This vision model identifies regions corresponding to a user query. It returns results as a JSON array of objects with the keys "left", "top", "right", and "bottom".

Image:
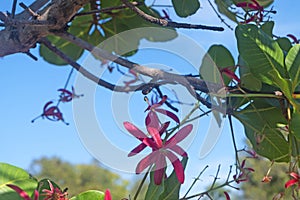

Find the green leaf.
[
  {"left": 276, "top": 37, "right": 292, "bottom": 53},
  {"left": 291, "top": 112, "right": 300, "bottom": 140},
  {"left": 171, "top": 0, "right": 200, "bottom": 17},
  {"left": 240, "top": 73, "right": 262, "bottom": 91},
  {"left": 234, "top": 99, "right": 289, "bottom": 162},
  {"left": 233, "top": 0, "right": 274, "bottom": 7},
  {"left": 0, "top": 163, "right": 37, "bottom": 200},
  {"left": 214, "top": 0, "right": 237, "bottom": 22},
  {"left": 261, "top": 21, "right": 274, "bottom": 37},
  {"left": 70, "top": 190, "right": 105, "bottom": 200},
  {"left": 236, "top": 24, "right": 286, "bottom": 86},
  {"left": 286, "top": 44, "right": 300, "bottom": 91},
  {"left": 145, "top": 170, "right": 164, "bottom": 200},
  {"left": 200, "top": 44, "right": 235, "bottom": 85},
  {"left": 159, "top": 157, "right": 188, "bottom": 200}
]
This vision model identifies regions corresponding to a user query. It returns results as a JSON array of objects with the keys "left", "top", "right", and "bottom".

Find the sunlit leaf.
[
  {"left": 0, "top": 163, "right": 37, "bottom": 200},
  {"left": 286, "top": 44, "right": 300, "bottom": 91},
  {"left": 215, "top": 0, "right": 237, "bottom": 22}
]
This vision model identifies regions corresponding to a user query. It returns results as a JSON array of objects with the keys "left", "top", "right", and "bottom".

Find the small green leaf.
[
  {"left": 215, "top": 0, "right": 237, "bottom": 22},
  {"left": 276, "top": 37, "right": 292, "bottom": 53},
  {"left": 145, "top": 170, "right": 164, "bottom": 200},
  {"left": 159, "top": 157, "right": 188, "bottom": 200},
  {"left": 171, "top": 0, "right": 200, "bottom": 17},
  {"left": 200, "top": 44, "right": 235, "bottom": 85},
  {"left": 69, "top": 190, "right": 105, "bottom": 200},
  {"left": 286, "top": 44, "right": 300, "bottom": 91},
  {"left": 261, "top": 21, "right": 274, "bottom": 37}
]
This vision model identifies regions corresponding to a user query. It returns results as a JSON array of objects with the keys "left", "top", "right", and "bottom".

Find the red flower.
[
  {"left": 124, "top": 69, "right": 139, "bottom": 87},
  {"left": 6, "top": 184, "right": 39, "bottom": 200},
  {"left": 42, "top": 180, "right": 68, "bottom": 200},
  {"left": 32, "top": 101, "right": 68, "bottom": 125},
  {"left": 58, "top": 87, "right": 83, "bottom": 103},
  {"left": 285, "top": 172, "right": 300, "bottom": 188},
  {"left": 224, "top": 191, "right": 231, "bottom": 200},
  {"left": 236, "top": 0, "right": 264, "bottom": 23},
  {"left": 124, "top": 121, "right": 193, "bottom": 185},
  {"left": 144, "top": 95, "right": 179, "bottom": 128},
  {"left": 233, "top": 159, "right": 255, "bottom": 184},
  {"left": 287, "top": 34, "right": 299, "bottom": 44},
  {"left": 104, "top": 189, "right": 112, "bottom": 200},
  {"left": 220, "top": 67, "right": 240, "bottom": 84}
]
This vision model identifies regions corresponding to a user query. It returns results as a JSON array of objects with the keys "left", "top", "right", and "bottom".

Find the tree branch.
[
  {"left": 52, "top": 31, "right": 224, "bottom": 101},
  {"left": 39, "top": 37, "right": 177, "bottom": 93},
  {"left": 121, "top": 0, "right": 224, "bottom": 31}
]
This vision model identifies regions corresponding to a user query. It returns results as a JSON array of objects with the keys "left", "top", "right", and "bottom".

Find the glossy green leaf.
[
  {"left": 171, "top": 0, "right": 200, "bottom": 17},
  {"left": 240, "top": 73, "right": 262, "bottom": 91},
  {"left": 0, "top": 163, "right": 37, "bottom": 200},
  {"left": 291, "top": 112, "right": 300, "bottom": 140},
  {"left": 200, "top": 45, "right": 235, "bottom": 85},
  {"left": 236, "top": 24, "right": 286, "bottom": 86},
  {"left": 234, "top": 99, "right": 289, "bottom": 162},
  {"left": 70, "top": 190, "right": 105, "bottom": 200},
  {"left": 145, "top": 170, "right": 164, "bottom": 200},
  {"left": 159, "top": 157, "right": 188, "bottom": 200},
  {"left": 286, "top": 44, "right": 300, "bottom": 91},
  {"left": 214, "top": 0, "right": 237, "bottom": 22}
]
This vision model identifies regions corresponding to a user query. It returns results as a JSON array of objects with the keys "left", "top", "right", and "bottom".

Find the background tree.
[{"left": 29, "top": 157, "right": 129, "bottom": 199}]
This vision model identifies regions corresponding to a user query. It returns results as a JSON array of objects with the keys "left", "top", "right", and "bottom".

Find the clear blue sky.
[{"left": 0, "top": 0, "right": 299, "bottom": 195}]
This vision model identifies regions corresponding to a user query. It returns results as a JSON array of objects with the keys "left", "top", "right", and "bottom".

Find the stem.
[
  {"left": 228, "top": 115, "right": 240, "bottom": 172},
  {"left": 133, "top": 166, "right": 151, "bottom": 200}
]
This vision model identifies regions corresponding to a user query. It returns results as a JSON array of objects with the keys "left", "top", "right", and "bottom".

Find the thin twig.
[
  {"left": 11, "top": 0, "right": 18, "bottom": 19},
  {"left": 75, "top": 2, "right": 142, "bottom": 16},
  {"left": 207, "top": 0, "right": 234, "bottom": 31},
  {"left": 182, "top": 165, "right": 209, "bottom": 198},
  {"left": 19, "top": 2, "right": 40, "bottom": 18},
  {"left": 228, "top": 115, "right": 240, "bottom": 172},
  {"left": 121, "top": 0, "right": 224, "bottom": 31}
]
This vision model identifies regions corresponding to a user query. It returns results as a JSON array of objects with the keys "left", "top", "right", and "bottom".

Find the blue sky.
[{"left": 1, "top": 0, "right": 300, "bottom": 196}]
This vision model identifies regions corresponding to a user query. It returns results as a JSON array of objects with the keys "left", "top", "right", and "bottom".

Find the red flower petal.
[
  {"left": 165, "top": 124, "right": 193, "bottom": 147},
  {"left": 6, "top": 184, "right": 32, "bottom": 200},
  {"left": 159, "top": 121, "right": 170, "bottom": 135},
  {"left": 123, "top": 122, "right": 148, "bottom": 140},
  {"left": 224, "top": 191, "right": 231, "bottom": 200},
  {"left": 105, "top": 189, "right": 112, "bottom": 200},
  {"left": 145, "top": 111, "right": 160, "bottom": 129},
  {"left": 154, "top": 154, "right": 166, "bottom": 185},
  {"left": 136, "top": 151, "right": 158, "bottom": 174},
  {"left": 155, "top": 109, "right": 180, "bottom": 124},
  {"left": 43, "top": 101, "right": 53, "bottom": 112},
  {"left": 285, "top": 179, "right": 298, "bottom": 188},
  {"left": 289, "top": 172, "right": 300, "bottom": 180},
  {"left": 128, "top": 143, "right": 147, "bottom": 157},
  {"left": 147, "top": 127, "right": 163, "bottom": 148},
  {"left": 168, "top": 145, "right": 188, "bottom": 157},
  {"left": 165, "top": 151, "right": 185, "bottom": 184}
]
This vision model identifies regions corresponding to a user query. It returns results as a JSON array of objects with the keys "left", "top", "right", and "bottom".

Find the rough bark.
[{"left": 0, "top": 0, "right": 89, "bottom": 57}]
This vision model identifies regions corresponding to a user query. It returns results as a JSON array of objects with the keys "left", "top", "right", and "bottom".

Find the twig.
[
  {"left": 207, "top": 0, "right": 234, "bottom": 31},
  {"left": 11, "top": 0, "right": 18, "bottom": 19},
  {"left": 182, "top": 165, "right": 209, "bottom": 198},
  {"left": 228, "top": 115, "right": 240, "bottom": 172},
  {"left": 121, "top": 0, "right": 224, "bottom": 31},
  {"left": 16, "top": 0, "right": 49, "bottom": 19},
  {"left": 75, "top": 2, "right": 142, "bottom": 17},
  {"left": 24, "top": 51, "right": 38, "bottom": 61},
  {"left": 19, "top": 2, "right": 40, "bottom": 18}
]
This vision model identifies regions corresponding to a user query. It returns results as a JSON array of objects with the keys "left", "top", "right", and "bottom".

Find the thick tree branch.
[
  {"left": 0, "top": 0, "right": 89, "bottom": 57},
  {"left": 121, "top": 0, "right": 224, "bottom": 31},
  {"left": 39, "top": 37, "right": 177, "bottom": 93},
  {"left": 53, "top": 31, "right": 223, "bottom": 99}
]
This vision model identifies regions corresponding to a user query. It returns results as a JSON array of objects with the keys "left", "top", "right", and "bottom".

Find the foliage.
[
  {"left": 29, "top": 157, "right": 129, "bottom": 199},
  {"left": 2, "top": 0, "right": 300, "bottom": 199}
]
